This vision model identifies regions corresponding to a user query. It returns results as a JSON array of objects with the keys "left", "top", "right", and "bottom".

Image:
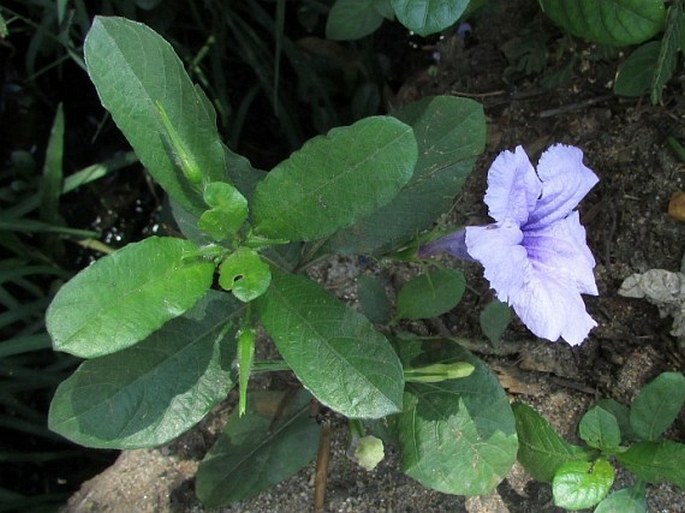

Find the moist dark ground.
[{"left": 57, "top": 1, "right": 684, "bottom": 512}]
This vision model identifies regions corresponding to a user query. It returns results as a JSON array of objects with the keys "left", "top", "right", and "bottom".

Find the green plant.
[
  {"left": 539, "top": 0, "right": 684, "bottom": 103},
  {"left": 514, "top": 372, "right": 685, "bottom": 512},
  {"left": 40, "top": 16, "right": 528, "bottom": 508}
]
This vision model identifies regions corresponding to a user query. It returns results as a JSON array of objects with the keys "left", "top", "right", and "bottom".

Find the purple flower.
[{"left": 421, "top": 144, "right": 599, "bottom": 345}]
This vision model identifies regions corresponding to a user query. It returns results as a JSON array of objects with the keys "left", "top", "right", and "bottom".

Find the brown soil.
[{"left": 60, "top": 1, "right": 684, "bottom": 512}]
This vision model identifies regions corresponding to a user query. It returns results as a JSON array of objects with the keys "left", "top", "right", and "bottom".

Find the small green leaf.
[
  {"left": 513, "top": 403, "right": 590, "bottom": 482},
  {"left": 196, "top": 390, "right": 321, "bottom": 507},
  {"left": 0, "top": 12, "right": 8, "bottom": 38},
  {"left": 613, "top": 42, "right": 660, "bottom": 97},
  {"left": 237, "top": 327, "right": 256, "bottom": 416},
  {"left": 218, "top": 247, "right": 271, "bottom": 303},
  {"left": 629, "top": 371, "right": 685, "bottom": 441},
  {"left": 539, "top": 0, "right": 666, "bottom": 46},
  {"left": 326, "top": 0, "right": 385, "bottom": 40},
  {"left": 396, "top": 268, "right": 465, "bottom": 320},
  {"left": 616, "top": 440, "right": 685, "bottom": 488},
  {"left": 390, "top": 0, "right": 470, "bottom": 37},
  {"left": 398, "top": 341, "right": 518, "bottom": 495},
  {"left": 253, "top": 116, "right": 417, "bottom": 242},
  {"left": 479, "top": 299, "right": 512, "bottom": 344},
  {"left": 46, "top": 237, "right": 214, "bottom": 358},
  {"left": 40, "top": 103, "right": 65, "bottom": 225},
  {"left": 48, "top": 291, "right": 240, "bottom": 448},
  {"left": 552, "top": 459, "right": 614, "bottom": 510},
  {"left": 198, "top": 182, "right": 248, "bottom": 241},
  {"left": 596, "top": 398, "right": 635, "bottom": 441},
  {"left": 594, "top": 487, "right": 647, "bottom": 513},
  {"left": 358, "top": 274, "right": 392, "bottom": 325},
  {"left": 256, "top": 272, "right": 404, "bottom": 419},
  {"left": 579, "top": 405, "right": 621, "bottom": 450}
]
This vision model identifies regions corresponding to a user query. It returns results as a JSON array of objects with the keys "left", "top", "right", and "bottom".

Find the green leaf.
[
  {"left": 358, "top": 274, "right": 392, "bottom": 324},
  {"left": 398, "top": 341, "right": 518, "bottom": 495},
  {"left": 552, "top": 459, "right": 614, "bottom": 510},
  {"left": 539, "top": 0, "right": 666, "bottom": 46},
  {"left": 84, "top": 17, "right": 232, "bottom": 214},
  {"left": 48, "top": 291, "right": 240, "bottom": 448},
  {"left": 256, "top": 272, "right": 404, "bottom": 418},
  {"left": 40, "top": 103, "right": 64, "bottom": 225},
  {"left": 513, "top": 402, "right": 590, "bottom": 482},
  {"left": 595, "top": 398, "right": 635, "bottom": 441},
  {"left": 479, "top": 299, "right": 512, "bottom": 344},
  {"left": 196, "top": 389, "right": 321, "bottom": 507},
  {"left": 617, "top": 440, "right": 685, "bottom": 488},
  {"left": 396, "top": 268, "right": 465, "bottom": 320},
  {"left": 218, "top": 247, "right": 272, "bottom": 303},
  {"left": 594, "top": 487, "right": 647, "bottom": 513},
  {"left": 198, "top": 182, "right": 248, "bottom": 241},
  {"left": 578, "top": 406, "right": 621, "bottom": 450},
  {"left": 613, "top": 42, "right": 661, "bottom": 97},
  {"left": 237, "top": 327, "right": 256, "bottom": 416},
  {"left": 326, "top": 0, "right": 385, "bottom": 40},
  {"left": 252, "top": 116, "right": 417, "bottom": 242},
  {"left": 0, "top": 11, "right": 8, "bottom": 38},
  {"left": 651, "top": 1, "right": 684, "bottom": 104},
  {"left": 326, "top": 95, "right": 485, "bottom": 255},
  {"left": 390, "top": 0, "right": 470, "bottom": 37},
  {"left": 629, "top": 371, "right": 685, "bottom": 441},
  {"left": 46, "top": 236, "right": 214, "bottom": 358}
]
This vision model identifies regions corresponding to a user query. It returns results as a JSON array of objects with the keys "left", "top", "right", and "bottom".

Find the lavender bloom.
[{"left": 421, "top": 144, "right": 599, "bottom": 345}]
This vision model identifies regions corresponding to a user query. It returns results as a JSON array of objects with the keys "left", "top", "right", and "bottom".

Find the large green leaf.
[
  {"left": 46, "top": 236, "right": 214, "bottom": 358},
  {"left": 513, "top": 403, "right": 590, "bottom": 482},
  {"left": 48, "top": 291, "right": 240, "bottom": 449},
  {"left": 326, "top": 0, "right": 385, "bottom": 40},
  {"left": 616, "top": 440, "right": 685, "bottom": 488},
  {"left": 398, "top": 340, "right": 518, "bottom": 495},
  {"left": 326, "top": 95, "right": 485, "bottom": 255},
  {"left": 252, "top": 116, "right": 417, "bottom": 242},
  {"left": 629, "top": 371, "right": 685, "bottom": 441},
  {"left": 539, "top": 0, "right": 666, "bottom": 46},
  {"left": 256, "top": 272, "right": 404, "bottom": 418},
  {"left": 196, "top": 390, "right": 321, "bottom": 507},
  {"left": 390, "top": 0, "right": 470, "bottom": 37},
  {"left": 84, "top": 17, "right": 238, "bottom": 214}
]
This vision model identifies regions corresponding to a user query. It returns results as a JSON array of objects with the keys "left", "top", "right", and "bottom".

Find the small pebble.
[{"left": 668, "top": 191, "right": 685, "bottom": 221}]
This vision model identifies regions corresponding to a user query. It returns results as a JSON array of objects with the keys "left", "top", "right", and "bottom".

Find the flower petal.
[
  {"left": 465, "top": 220, "right": 529, "bottom": 302},
  {"left": 509, "top": 272, "right": 597, "bottom": 345},
  {"left": 526, "top": 144, "right": 598, "bottom": 230},
  {"left": 418, "top": 228, "right": 472, "bottom": 260},
  {"left": 484, "top": 146, "right": 542, "bottom": 225},
  {"left": 523, "top": 211, "right": 598, "bottom": 295}
]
